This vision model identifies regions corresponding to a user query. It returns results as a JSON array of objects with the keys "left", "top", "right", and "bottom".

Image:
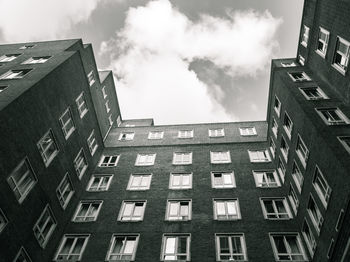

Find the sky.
[{"left": 0, "top": 0, "right": 304, "bottom": 125}]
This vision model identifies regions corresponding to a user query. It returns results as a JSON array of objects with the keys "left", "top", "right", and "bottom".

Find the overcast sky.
[{"left": 0, "top": 0, "right": 304, "bottom": 125}]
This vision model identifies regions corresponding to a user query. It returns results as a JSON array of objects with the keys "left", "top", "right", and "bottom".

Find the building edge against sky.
[{"left": 0, "top": 0, "right": 350, "bottom": 261}]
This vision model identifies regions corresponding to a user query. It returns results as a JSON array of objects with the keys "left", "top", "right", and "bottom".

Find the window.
[
  {"left": 72, "top": 200, "right": 102, "bottom": 222},
  {"left": 215, "top": 234, "right": 247, "bottom": 261},
  {"left": 269, "top": 233, "right": 307, "bottom": 261},
  {"left": 54, "top": 234, "right": 89, "bottom": 261},
  {"left": 0, "top": 208, "right": 8, "bottom": 233},
  {"left": 87, "top": 71, "right": 95, "bottom": 86},
  {"left": 332, "top": 36, "right": 350, "bottom": 74},
  {"left": 313, "top": 166, "right": 331, "bottom": 208},
  {"left": 59, "top": 107, "right": 75, "bottom": 139},
  {"left": 73, "top": 149, "right": 88, "bottom": 179},
  {"left": 102, "top": 86, "right": 107, "bottom": 98},
  {"left": 281, "top": 61, "right": 296, "bottom": 67},
  {"left": 0, "top": 54, "right": 20, "bottom": 62},
  {"left": 87, "top": 174, "right": 113, "bottom": 192},
  {"left": 280, "top": 136, "right": 289, "bottom": 162},
  {"left": 316, "top": 107, "right": 350, "bottom": 125},
  {"left": 302, "top": 219, "right": 316, "bottom": 257},
  {"left": 108, "top": 115, "right": 113, "bottom": 126},
  {"left": 87, "top": 130, "right": 98, "bottom": 156},
  {"left": 270, "top": 138, "right": 276, "bottom": 158},
  {"left": 288, "top": 72, "right": 311, "bottom": 82},
  {"left": 13, "top": 247, "right": 32, "bottom": 262},
  {"left": 307, "top": 195, "right": 323, "bottom": 233},
  {"left": 335, "top": 209, "right": 345, "bottom": 232},
  {"left": 106, "top": 234, "right": 139, "bottom": 261},
  {"left": 0, "top": 69, "right": 32, "bottom": 79},
  {"left": 316, "top": 27, "right": 330, "bottom": 57},
  {"left": 33, "top": 205, "right": 56, "bottom": 248},
  {"left": 301, "top": 25, "right": 310, "bottom": 47},
  {"left": 105, "top": 100, "right": 110, "bottom": 113},
  {"left": 260, "top": 198, "right": 292, "bottom": 219},
  {"left": 213, "top": 199, "right": 241, "bottom": 220},
  {"left": 253, "top": 170, "right": 280, "bottom": 188},
  {"left": 277, "top": 158, "right": 286, "bottom": 183},
  {"left": 272, "top": 117, "right": 278, "bottom": 138},
  {"left": 127, "top": 174, "right": 152, "bottom": 190},
  {"left": 239, "top": 127, "right": 257, "bottom": 136},
  {"left": 209, "top": 128, "right": 225, "bottom": 137},
  {"left": 211, "top": 172, "right": 235, "bottom": 189},
  {"left": 148, "top": 131, "right": 164, "bottom": 139},
  {"left": 135, "top": 153, "right": 156, "bottom": 166},
  {"left": 23, "top": 56, "right": 51, "bottom": 64},
  {"left": 173, "top": 152, "right": 192, "bottom": 165},
  {"left": 99, "top": 155, "right": 120, "bottom": 167},
  {"left": 118, "top": 201, "right": 146, "bottom": 221},
  {"left": 298, "top": 55, "right": 305, "bottom": 66},
  {"left": 166, "top": 200, "right": 191, "bottom": 221},
  {"left": 274, "top": 96, "right": 281, "bottom": 117},
  {"left": 56, "top": 173, "right": 74, "bottom": 209},
  {"left": 338, "top": 136, "right": 350, "bottom": 154},
  {"left": 0, "top": 85, "right": 8, "bottom": 92},
  {"left": 169, "top": 173, "right": 192, "bottom": 189},
  {"left": 283, "top": 112, "right": 293, "bottom": 139},
  {"left": 19, "top": 44, "right": 35, "bottom": 49},
  {"left": 7, "top": 158, "right": 37, "bottom": 203},
  {"left": 178, "top": 130, "right": 193, "bottom": 138},
  {"left": 161, "top": 234, "right": 190, "bottom": 261},
  {"left": 248, "top": 149, "right": 271, "bottom": 162},
  {"left": 37, "top": 129, "right": 59, "bottom": 167},
  {"left": 119, "top": 132, "right": 134, "bottom": 141},
  {"left": 76, "top": 92, "right": 88, "bottom": 118},
  {"left": 289, "top": 184, "right": 299, "bottom": 215},
  {"left": 299, "top": 86, "right": 328, "bottom": 100},
  {"left": 327, "top": 239, "right": 335, "bottom": 259},
  {"left": 292, "top": 161, "right": 303, "bottom": 193},
  {"left": 210, "top": 151, "right": 231, "bottom": 164},
  {"left": 296, "top": 135, "right": 309, "bottom": 167}
]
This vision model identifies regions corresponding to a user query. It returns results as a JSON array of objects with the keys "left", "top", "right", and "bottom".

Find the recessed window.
[
  {"left": 166, "top": 200, "right": 191, "bottom": 221},
  {"left": 148, "top": 131, "right": 164, "bottom": 139},
  {"left": 313, "top": 166, "right": 331, "bottom": 208},
  {"left": 277, "top": 157, "right": 286, "bottom": 183},
  {"left": 127, "top": 174, "right": 152, "bottom": 190},
  {"left": 332, "top": 36, "right": 350, "bottom": 74},
  {"left": 280, "top": 136, "right": 289, "bottom": 162},
  {"left": 270, "top": 138, "right": 276, "bottom": 158},
  {"left": 274, "top": 96, "right": 281, "bottom": 117},
  {"left": 301, "top": 25, "right": 310, "bottom": 47},
  {"left": 272, "top": 117, "right": 278, "bottom": 138},
  {"left": 211, "top": 172, "right": 235, "bottom": 189},
  {"left": 0, "top": 208, "right": 8, "bottom": 233},
  {"left": 210, "top": 151, "right": 231, "bottom": 164},
  {"left": 239, "top": 127, "right": 257, "bottom": 136},
  {"left": 173, "top": 152, "right": 192, "bottom": 165},
  {"left": 161, "top": 234, "right": 190, "bottom": 261},
  {"left": 178, "top": 130, "right": 193, "bottom": 138},
  {"left": 316, "top": 107, "right": 350, "bottom": 125},
  {"left": 72, "top": 200, "right": 103, "bottom": 222},
  {"left": 108, "top": 115, "right": 113, "bottom": 126},
  {"left": 289, "top": 184, "right": 299, "bottom": 215},
  {"left": 76, "top": 92, "right": 88, "bottom": 118},
  {"left": 288, "top": 71, "right": 311, "bottom": 82},
  {"left": 87, "top": 130, "right": 98, "bottom": 156},
  {"left": 248, "top": 149, "right": 271, "bottom": 162},
  {"left": 169, "top": 173, "right": 192, "bottom": 189},
  {"left": 299, "top": 86, "right": 328, "bottom": 100},
  {"left": 213, "top": 199, "right": 241, "bottom": 220},
  {"left": 0, "top": 54, "right": 20, "bottom": 62},
  {"left": 7, "top": 158, "right": 37, "bottom": 203},
  {"left": 260, "top": 198, "right": 292, "bottom": 219},
  {"left": 56, "top": 173, "right": 74, "bottom": 209},
  {"left": 0, "top": 85, "right": 8, "bottom": 92},
  {"left": 338, "top": 136, "right": 350, "bottom": 154},
  {"left": 269, "top": 233, "right": 307, "bottom": 261},
  {"left": 102, "top": 86, "right": 107, "bottom": 99},
  {"left": 281, "top": 61, "right": 296, "bottom": 67},
  {"left": 296, "top": 135, "right": 309, "bottom": 168},
  {"left": 119, "top": 132, "right": 134, "bottom": 141},
  {"left": 253, "top": 170, "right": 280, "bottom": 188},
  {"left": 0, "top": 69, "right": 32, "bottom": 79},
  {"left": 215, "top": 233, "right": 247, "bottom": 261},
  {"left": 209, "top": 128, "right": 225, "bottom": 137},
  {"left": 106, "top": 234, "right": 139, "bottom": 261},
  {"left": 33, "top": 205, "right": 57, "bottom": 248},
  {"left": 283, "top": 112, "right": 293, "bottom": 139},
  {"left": 118, "top": 201, "right": 146, "bottom": 221},
  {"left": 327, "top": 239, "right": 335, "bottom": 259},
  {"left": 13, "top": 247, "right": 32, "bottom": 262},
  {"left": 54, "top": 234, "right": 90, "bottom": 261},
  {"left": 23, "top": 56, "right": 51, "bottom": 64},
  {"left": 19, "top": 44, "right": 35, "bottom": 49},
  {"left": 316, "top": 27, "right": 330, "bottom": 57},
  {"left": 298, "top": 55, "right": 305, "bottom": 65},
  {"left": 135, "top": 153, "right": 156, "bottom": 166},
  {"left": 73, "top": 149, "right": 88, "bottom": 179},
  {"left": 335, "top": 209, "right": 345, "bottom": 232},
  {"left": 105, "top": 100, "right": 110, "bottom": 113},
  {"left": 87, "top": 71, "right": 95, "bottom": 86},
  {"left": 87, "top": 174, "right": 113, "bottom": 192},
  {"left": 37, "top": 129, "right": 59, "bottom": 167},
  {"left": 292, "top": 161, "right": 303, "bottom": 193},
  {"left": 302, "top": 219, "right": 316, "bottom": 257},
  {"left": 59, "top": 107, "right": 75, "bottom": 139},
  {"left": 99, "top": 155, "right": 120, "bottom": 167},
  {"left": 307, "top": 194, "right": 323, "bottom": 234}
]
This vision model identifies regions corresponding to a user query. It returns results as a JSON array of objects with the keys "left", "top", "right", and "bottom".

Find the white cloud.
[{"left": 101, "top": 0, "right": 282, "bottom": 124}]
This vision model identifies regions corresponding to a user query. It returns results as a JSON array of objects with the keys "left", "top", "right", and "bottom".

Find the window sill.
[
  {"left": 332, "top": 63, "right": 346, "bottom": 76},
  {"left": 315, "top": 49, "right": 326, "bottom": 58}
]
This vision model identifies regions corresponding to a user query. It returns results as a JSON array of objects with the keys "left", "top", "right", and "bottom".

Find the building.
[{"left": 0, "top": 0, "right": 349, "bottom": 261}]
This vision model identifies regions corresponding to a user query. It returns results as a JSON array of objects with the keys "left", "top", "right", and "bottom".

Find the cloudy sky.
[{"left": 0, "top": 0, "right": 304, "bottom": 124}]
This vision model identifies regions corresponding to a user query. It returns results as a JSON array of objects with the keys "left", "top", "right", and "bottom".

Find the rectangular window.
[
  {"left": 209, "top": 128, "right": 225, "bottom": 137},
  {"left": 106, "top": 234, "right": 139, "bottom": 261},
  {"left": 19, "top": 44, "right": 35, "bottom": 49},
  {"left": 76, "top": 92, "right": 88, "bottom": 118},
  {"left": 0, "top": 85, "right": 8, "bottom": 92},
  {"left": 54, "top": 234, "right": 90, "bottom": 261},
  {"left": 13, "top": 247, "right": 32, "bottom": 262},
  {"left": 302, "top": 219, "right": 316, "bottom": 257},
  {"left": 72, "top": 200, "right": 103, "bottom": 222},
  {"left": 37, "top": 129, "right": 59, "bottom": 167},
  {"left": 119, "top": 132, "right": 134, "bottom": 141},
  {"left": 296, "top": 135, "right": 309, "bottom": 167},
  {"left": 105, "top": 100, "right": 110, "bottom": 113},
  {"left": 292, "top": 161, "right": 303, "bottom": 193},
  {"left": 253, "top": 170, "right": 280, "bottom": 188},
  {"left": 169, "top": 173, "right": 192, "bottom": 189},
  {"left": 173, "top": 152, "right": 192, "bottom": 165},
  {"left": 0, "top": 54, "right": 20, "bottom": 62},
  {"left": 283, "top": 112, "right": 293, "bottom": 139},
  {"left": 87, "top": 130, "right": 98, "bottom": 156},
  {"left": 161, "top": 234, "right": 190, "bottom": 261},
  {"left": 211, "top": 151, "right": 231, "bottom": 164},
  {"left": 316, "top": 27, "right": 330, "bottom": 57},
  {"left": 289, "top": 184, "right": 299, "bottom": 215},
  {"left": 102, "top": 86, "right": 107, "bottom": 98},
  {"left": 56, "top": 173, "right": 74, "bottom": 209},
  {"left": 338, "top": 136, "right": 350, "bottom": 154},
  {"left": 166, "top": 200, "right": 191, "bottom": 221},
  {"left": 298, "top": 55, "right": 305, "bottom": 65},
  {"left": 335, "top": 209, "right": 344, "bottom": 232},
  {"left": 239, "top": 127, "right": 257, "bottom": 136},
  {"left": 211, "top": 172, "right": 235, "bottom": 189},
  {"left": 108, "top": 115, "right": 113, "bottom": 126},
  {"left": 316, "top": 107, "right": 350, "bottom": 125},
  {"left": 23, "top": 56, "right": 51, "bottom": 64},
  {"left": 135, "top": 153, "right": 156, "bottom": 166},
  {"left": 0, "top": 69, "right": 32, "bottom": 79},
  {"left": 288, "top": 71, "right": 311, "bottom": 82},
  {"left": 178, "top": 130, "right": 193, "bottom": 138},
  {"left": 74, "top": 149, "right": 88, "bottom": 179},
  {"left": 118, "top": 201, "right": 146, "bottom": 221},
  {"left": 301, "top": 25, "right": 310, "bottom": 47},
  {"left": 280, "top": 136, "right": 289, "bottom": 162},
  {"left": 274, "top": 96, "right": 281, "bottom": 117},
  {"left": 272, "top": 117, "right": 278, "bottom": 138},
  {"left": 260, "top": 198, "right": 292, "bottom": 219},
  {"left": 99, "top": 155, "right": 120, "bottom": 167},
  {"left": 332, "top": 36, "right": 350, "bottom": 74},
  {"left": 0, "top": 208, "right": 8, "bottom": 233},
  {"left": 307, "top": 195, "right": 323, "bottom": 233},
  {"left": 213, "top": 199, "right": 241, "bottom": 220},
  {"left": 299, "top": 86, "right": 328, "bottom": 100},
  {"left": 313, "top": 166, "right": 331, "bottom": 208},
  {"left": 148, "top": 131, "right": 164, "bottom": 139},
  {"left": 33, "top": 205, "right": 56, "bottom": 248},
  {"left": 127, "top": 174, "right": 152, "bottom": 190},
  {"left": 277, "top": 158, "right": 286, "bottom": 183},
  {"left": 215, "top": 233, "right": 247, "bottom": 261},
  {"left": 59, "top": 107, "right": 75, "bottom": 139},
  {"left": 87, "top": 174, "right": 113, "bottom": 192},
  {"left": 269, "top": 233, "right": 307, "bottom": 261},
  {"left": 327, "top": 239, "right": 335, "bottom": 259},
  {"left": 270, "top": 138, "right": 276, "bottom": 158},
  {"left": 7, "top": 158, "right": 37, "bottom": 203},
  {"left": 87, "top": 71, "right": 95, "bottom": 86},
  {"left": 281, "top": 61, "right": 296, "bottom": 67},
  {"left": 248, "top": 149, "right": 271, "bottom": 162}
]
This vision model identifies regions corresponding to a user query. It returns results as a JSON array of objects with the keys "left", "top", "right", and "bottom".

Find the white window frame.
[
  {"left": 169, "top": 173, "right": 192, "bottom": 190},
  {"left": 106, "top": 234, "right": 139, "bottom": 261},
  {"left": 301, "top": 25, "right": 310, "bottom": 47},
  {"left": 335, "top": 209, "right": 345, "bottom": 232},
  {"left": 105, "top": 100, "right": 110, "bottom": 113},
  {"left": 99, "top": 155, "right": 120, "bottom": 167},
  {"left": 307, "top": 194, "right": 323, "bottom": 234},
  {"left": 277, "top": 157, "right": 286, "bottom": 183},
  {"left": 127, "top": 174, "right": 152, "bottom": 191},
  {"left": 248, "top": 149, "right": 271, "bottom": 163},
  {"left": 178, "top": 130, "right": 193, "bottom": 139},
  {"left": 327, "top": 239, "right": 335, "bottom": 259},
  {"left": 72, "top": 200, "right": 103, "bottom": 222},
  {"left": 253, "top": 170, "right": 280, "bottom": 188},
  {"left": 22, "top": 56, "right": 51, "bottom": 64},
  {"left": 213, "top": 199, "right": 241, "bottom": 220},
  {"left": 33, "top": 205, "right": 57, "bottom": 248},
  {"left": 165, "top": 199, "right": 192, "bottom": 221},
  {"left": 302, "top": 219, "right": 317, "bottom": 257},
  {"left": 75, "top": 92, "right": 88, "bottom": 118},
  {"left": 108, "top": 114, "right": 113, "bottom": 126},
  {"left": 37, "top": 129, "right": 59, "bottom": 167},
  {"left": 0, "top": 54, "right": 20, "bottom": 62},
  {"left": 87, "top": 130, "right": 98, "bottom": 156},
  {"left": 0, "top": 69, "right": 32, "bottom": 79},
  {"left": 13, "top": 247, "right": 32, "bottom": 262},
  {"left": 86, "top": 174, "right": 113, "bottom": 192},
  {"left": 19, "top": 44, "right": 35, "bottom": 49},
  {"left": 270, "top": 138, "right": 276, "bottom": 158},
  {"left": 274, "top": 96, "right": 281, "bottom": 117},
  {"left": 102, "top": 86, "right": 107, "bottom": 99},
  {"left": 73, "top": 149, "right": 88, "bottom": 179},
  {"left": 292, "top": 161, "right": 303, "bottom": 193},
  {"left": 209, "top": 128, "right": 225, "bottom": 137},
  {"left": 296, "top": 135, "right": 309, "bottom": 168},
  {"left": 172, "top": 152, "right": 192, "bottom": 165},
  {"left": 135, "top": 153, "right": 156, "bottom": 166},
  {"left": 215, "top": 233, "right": 248, "bottom": 261},
  {"left": 283, "top": 112, "right": 293, "bottom": 139},
  {"left": 54, "top": 234, "right": 90, "bottom": 261},
  {"left": 280, "top": 136, "right": 289, "bottom": 162},
  {"left": 210, "top": 151, "right": 231, "bottom": 164},
  {"left": 316, "top": 27, "right": 330, "bottom": 58},
  {"left": 288, "top": 184, "right": 299, "bottom": 215},
  {"left": 260, "top": 197, "right": 292, "bottom": 220},
  {"left": 337, "top": 136, "right": 350, "bottom": 154},
  {"left": 148, "top": 131, "right": 164, "bottom": 140},
  {"left": 316, "top": 107, "right": 350, "bottom": 125},
  {"left": 299, "top": 55, "right": 305, "bottom": 66},
  {"left": 0, "top": 208, "right": 8, "bottom": 234},
  {"left": 56, "top": 173, "right": 74, "bottom": 210},
  {"left": 87, "top": 70, "right": 95, "bottom": 86},
  {"left": 269, "top": 233, "right": 307, "bottom": 261},
  {"left": 332, "top": 36, "right": 350, "bottom": 75},
  {"left": 313, "top": 166, "right": 331, "bottom": 208},
  {"left": 118, "top": 200, "right": 146, "bottom": 222},
  {"left": 299, "top": 86, "right": 328, "bottom": 100},
  {"left": 281, "top": 61, "right": 297, "bottom": 67},
  {"left": 288, "top": 71, "right": 311, "bottom": 82},
  {"left": 239, "top": 127, "right": 257, "bottom": 136},
  {"left": 161, "top": 234, "right": 191, "bottom": 261},
  {"left": 118, "top": 132, "right": 134, "bottom": 141},
  {"left": 211, "top": 171, "right": 236, "bottom": 189},
  {"left": 0, "top": 85, "right": 8, "bottom": 93},
  {"left": 59, "top": 107, "right": 75, "bottom": 139}
]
